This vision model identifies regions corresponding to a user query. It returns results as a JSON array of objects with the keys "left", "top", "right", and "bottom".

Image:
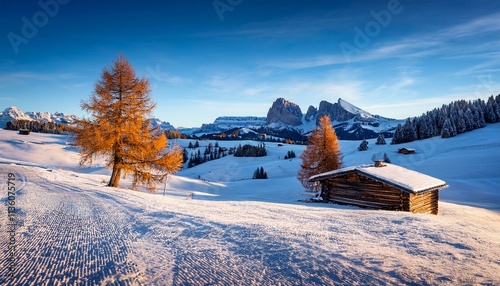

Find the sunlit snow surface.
[{"left": 0, "top": 125, "right": 499, "bottom": 285}]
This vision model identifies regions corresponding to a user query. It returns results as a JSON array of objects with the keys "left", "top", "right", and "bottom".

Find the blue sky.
[{"left": 1, "top": 0, "right": 500, "bottom": 127}]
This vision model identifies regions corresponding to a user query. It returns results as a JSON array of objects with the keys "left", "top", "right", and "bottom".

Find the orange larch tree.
[
  {"left": 297, "top": 115, "right": 342, "bottom": 192},
  {"left": 74, "top": 56, "right": 183, "bottom": 190}
]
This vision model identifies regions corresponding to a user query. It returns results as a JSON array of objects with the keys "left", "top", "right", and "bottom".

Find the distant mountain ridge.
[
  {"left": 198, "top": 116, "right": 267, "bottom": 133},
  {"left": 0, "top": 107, "right": 175, "bottom": 132},
  {"left": 264, "top": 98, "right": 399, "bottom": 140},
  {"left": 149, "top": 117, "right": 176, "bottom": 131},
  {"left": 0, "top": 106, "right": 79, "bottom": 128},
  {"left": 181, "top": 98, "right": 400, "bottom": 140},
  {"left": 1, "top": 98, "right": 400, "bottom": 140}
]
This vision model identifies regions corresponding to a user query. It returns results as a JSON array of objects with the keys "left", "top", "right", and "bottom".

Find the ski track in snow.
[{"left": 0, "top": 166, "right": 143, "bottom": 285}]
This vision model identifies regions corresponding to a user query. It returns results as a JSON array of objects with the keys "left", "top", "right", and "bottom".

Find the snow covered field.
[{"left": 0, "top": 125, "right": 499, "bottom": 285}]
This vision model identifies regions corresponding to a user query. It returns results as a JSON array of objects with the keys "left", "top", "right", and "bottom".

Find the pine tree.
[
  {"left": 182, "top": 148, "right": 188, "bottom": 163},
  {"left": 260, "top": 167, "right": 267, "bottom": 179},
  {"left": 392, "top": 118, "right": 417, "bottom": 144},
  {"left": 358, "top": 139, "right": 369, "bottom": 151},
  {"left": 297, "top": 115, "right": 342, "bottom": 192},
  {"left": 375, "top": 133, "right": 386, "bottom": 145},
  {"left": 252, "top": 166, "right": 268, "bottom": 179},
  {"left": 74, "top": 56, "right": 183, "bottom": 190},
  {"left": 464, "top": 108, "right": 474, "bottom": 131},
  {"left": 485, "top": 96, "right": 498, "bottom": 123},
  {"left": 495, "top": 94, "right": 500, "bottom": 120},
  {"left": 441, "top": 118, "right": 453, "bottom": 138},
  {"left": 456, "top": 110, "right": 467, "bottom": 134},
  {"left": 285, "top": 150, "right": 296, "bottom": 159},
  {"left": 383, "top": 152, "right": 391, "bottom": 163},
  {"left": 391, "top": 124, "right": 403, "bottom": 144},
  {"left": 253, "top": 168, "right": 259, "bottom": 179},
  {"left": 402, "top": 118, "right": 417, "bottom": 142}
]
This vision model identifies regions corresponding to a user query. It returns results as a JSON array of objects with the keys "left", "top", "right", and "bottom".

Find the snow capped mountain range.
[
  {"left": 266, "top": 97, "right": 401, "bottom": 139},
  {"left": 0, "top": 106, "right": 176, "bottom": 131},
  {"left": 0, "top": 106, "right": 79, "bottom": 128},
  {"left": 197, "top": 116, "right": 267, "bottom": 134},
  {"left": 183, "top": 98, "right": 401, "bottom": 140},
  {"left": 1, "top": 98, "right": 401, "bottom": 140}
]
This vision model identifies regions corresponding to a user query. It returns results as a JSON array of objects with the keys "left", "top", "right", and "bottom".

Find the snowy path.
[
  {"left": 2, "top": 164, "right": 500, "bottom": 285},
  {"left": 0, "top": 165, "right": 143, "bottom": 285}
]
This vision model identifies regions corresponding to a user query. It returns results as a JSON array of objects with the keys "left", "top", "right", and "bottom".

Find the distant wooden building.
[
  {"left": 398, "top": 148, "right": 416, "bottom": 154},
  {"left": 18, "top": 129, "right": 31, "bottom": 135},
  {"left": 309, "top": 163, "right": 447, "bottom": 214}
]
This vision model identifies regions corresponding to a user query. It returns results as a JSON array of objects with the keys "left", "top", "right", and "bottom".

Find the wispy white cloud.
[
  {"left": 193, "top": 67, "right": 367, "bottom": 115},
  {"left": 388, "top": 66, "right": 422, "bottom": 94},
  {"left": 203, "top": 12, "right": 356, "bottom": 39},
  {"left": 436, "top": 12, "right": 500, "bottom": 39},
  {"left": 203, "top": 73, "right": 247, "bottom": 94},
  {"left": 0, "top": 96, "right": 18, "bottom": 103},
  {"left": 453, "top": 60, "right": 500, "bottom": 76},
  {"left": 264, "top": 12, "right": 500, "bottom": 70},
  {"left": 362, "top": 93, "right": 486, "bottom": 119},
  {"left": 184, "top": 99, "right": 270, "bottom": 116},
  {"left": 277, "top": 80, "right": 365, "bottom": 103},
  {"left": 264, "top": 55, "right": 346, "bottom": 70},
  {"left": 60, "top": 82, "right": 92, "bottom": 90},
  {"left": 145, "top": 64, "right": 188, "bottom": 85},
  {"left": 0, "top": 72, "right": 79, "bottom": 89},
  {"left": 0, "top": 71, "right": 76, "bottom": 82},
  {"left": 391, "top": 77, "right": 416, "bottom": 91},
  {"left": 365, "top": 12, "right": 500, "bottom": 60}
]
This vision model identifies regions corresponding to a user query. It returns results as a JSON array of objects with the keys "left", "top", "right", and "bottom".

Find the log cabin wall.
[
  {"left": 409, "top": 190, "right": 439, "bottom": 214},
  {"left": 323, "top": 173, "right": 410, "bottom": 211},
  {"left": 311, "top": 164, "right": 447, "bottom": 215},
  {"left": 321, "top": 172, "right": 439, "bottom": 214}
]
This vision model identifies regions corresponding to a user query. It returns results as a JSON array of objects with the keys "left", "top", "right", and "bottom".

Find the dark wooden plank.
[{"left": 329, "top": 197, "right": 401, "bottom": 210}]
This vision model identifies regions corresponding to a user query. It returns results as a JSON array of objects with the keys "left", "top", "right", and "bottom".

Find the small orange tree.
[
  {"left": 297, "top": 115, "right": 342, "bottom": 192},
  {"left": 74, "top": 56, "right": 183, "bottom": 190}
]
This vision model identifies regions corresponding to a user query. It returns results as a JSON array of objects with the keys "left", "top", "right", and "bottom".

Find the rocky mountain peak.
[
  {"left": 1, "top": 106, "right": 32, "bottom": 120},
  {"left": 265, "top": 98, "right": 303, "bottom": 126},
  {"left": 150, "top": 118, "right": 175, "bottom": 131},
  {"left": 316, "top": 100, "right": 356, "bottom": 123},
  {"left": 305, "top": 105, "right": 318, "bottom": 122}
]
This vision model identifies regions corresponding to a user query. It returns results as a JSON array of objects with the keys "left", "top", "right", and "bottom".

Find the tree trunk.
[
  {"left": 108, "top": 167, "right": 122, "bottom": 187},
  {"left": 108, "top": 145, "right": 122, "bottom": 187}
]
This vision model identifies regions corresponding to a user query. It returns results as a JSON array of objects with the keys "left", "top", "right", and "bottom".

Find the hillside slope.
[{"left": 0, "top": 125, "right": 499, "bottom": 285}]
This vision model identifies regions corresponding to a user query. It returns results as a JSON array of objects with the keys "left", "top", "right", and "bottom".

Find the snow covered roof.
[
  {"left": 309, "top": 163, "right": 448, "bottom": 194},
  {"left": 399, "top": 148, "right": 416, "bottom": 151}
]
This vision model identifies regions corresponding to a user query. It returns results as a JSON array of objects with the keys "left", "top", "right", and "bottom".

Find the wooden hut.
[
  {"left": 309, "top": 163, "right": 447, "bottom": 214},
  {"left": 398, "top": 147, "right": 416, "bottom": 154}
]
